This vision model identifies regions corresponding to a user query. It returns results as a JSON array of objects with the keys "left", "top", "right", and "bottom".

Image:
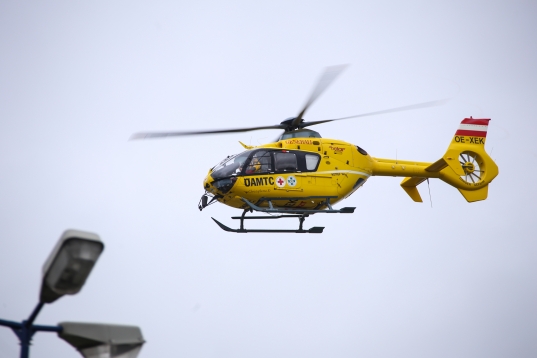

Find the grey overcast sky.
[{"left": 1, "top": 1, "right": 536, "bottom": 357}]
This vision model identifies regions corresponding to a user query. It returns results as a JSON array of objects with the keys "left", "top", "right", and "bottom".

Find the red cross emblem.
[{"left": 275, "top": 176, "right": 285, "bottom": 188}]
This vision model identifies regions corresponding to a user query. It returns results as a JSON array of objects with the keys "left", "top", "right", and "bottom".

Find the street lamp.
[{"left": 0, "top": 229, "right": 145, "bottom": 358}]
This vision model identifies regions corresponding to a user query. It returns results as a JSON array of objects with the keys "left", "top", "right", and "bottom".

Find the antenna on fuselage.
[{"left": 426, "top": 178, "right": 433, "bottom": 208}]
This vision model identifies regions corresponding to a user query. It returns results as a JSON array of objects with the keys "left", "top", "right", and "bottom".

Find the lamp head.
[
  {"left": 40, "top": 229, "right": 104, "bottom": 303},
  {"left": 58, "top": 322, "right": 145, "bottom": 358}
]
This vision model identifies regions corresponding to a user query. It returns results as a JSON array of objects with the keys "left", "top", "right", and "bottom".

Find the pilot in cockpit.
[
  {"left": 245, "top": 151, "right": 271, "bottom": 175},
  {"left": 245, "top": 157, "right": 261, "bottom": 174}
]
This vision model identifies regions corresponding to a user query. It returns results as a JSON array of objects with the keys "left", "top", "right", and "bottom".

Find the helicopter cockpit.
[
  {"left": 210, "top": 149, "right": 275, "bottom": 182},
  {"left": 211, "top": 151, "right": 250, "bottom": 180},
  {"left": 207, "top": 148, "right": 321, "bottom": 194}
]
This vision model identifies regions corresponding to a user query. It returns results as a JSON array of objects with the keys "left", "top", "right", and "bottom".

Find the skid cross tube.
[{"left": 232, "top": 210, "right": 312, "bottom": 232}]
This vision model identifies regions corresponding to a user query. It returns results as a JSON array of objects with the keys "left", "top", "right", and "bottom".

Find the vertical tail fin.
[
  {"left": 442, "top": 117, "right": 491, "bottom": 176},
  {"left": 441, "top": 117, "right": 498, "bottom": 201},
  {"left": 455, "top": 117, "right": 490, "bottom": 140}
]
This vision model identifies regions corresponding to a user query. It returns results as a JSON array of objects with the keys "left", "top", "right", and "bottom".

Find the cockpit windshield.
[{"left": 211, "top": 151, "right": 250, "bottom": 179}]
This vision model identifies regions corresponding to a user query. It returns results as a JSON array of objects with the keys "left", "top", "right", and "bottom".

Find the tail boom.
[{"left": 371, "top": 117, "right": 499, "bottom": 203}]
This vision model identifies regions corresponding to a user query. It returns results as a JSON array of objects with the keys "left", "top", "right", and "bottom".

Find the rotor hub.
[
  {"left": 462, "top": 162, "right": 475, "bottom": 174},
  {"left": 280, "top": 117, "right": 304, "bottom": 131}
]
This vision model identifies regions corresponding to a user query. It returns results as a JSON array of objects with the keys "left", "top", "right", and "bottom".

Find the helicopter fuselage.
[{"left": 204, "top": 137, "right": 373, "bottom": 210}]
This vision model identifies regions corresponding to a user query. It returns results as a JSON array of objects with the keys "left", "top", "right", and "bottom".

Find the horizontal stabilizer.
[
  {"left": 425, "top": 153, "right": 466, "bottom": 177},
  {"left": 443, "top": 150, "right": 466, "bottom": 176},
  {"left": 425, "top": 158, "right": 448, "bottom": 172},
  {"left": 400, "top": 177, "right": 426, "bottom": 202}
]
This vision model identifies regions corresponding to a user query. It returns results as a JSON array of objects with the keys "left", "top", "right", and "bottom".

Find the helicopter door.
[
  {"left": 273, "top": 151, "right": 301, "bottom": 190},
  {"left": 241, "top": 150, "right": 275, "bottom": 189}
]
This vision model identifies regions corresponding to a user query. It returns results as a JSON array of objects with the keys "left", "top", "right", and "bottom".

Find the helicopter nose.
[
  {"left": 203, "top": 175, "right": 213, "bottom": 192},
  {"left": 204, "top": 173, "right": 237, "bottom": 195}
]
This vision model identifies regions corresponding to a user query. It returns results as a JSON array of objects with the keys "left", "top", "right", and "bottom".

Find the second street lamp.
[{"left": 58, "top": 322, "right": 145, "bottom": 358}]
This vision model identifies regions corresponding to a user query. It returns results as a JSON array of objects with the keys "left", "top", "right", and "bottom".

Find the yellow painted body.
[
  {"left": 205, "top": 138, "right": 373, "bottom": 210},
  {"left": 204, "top": 120, "right": 499, "bottom": 210}
]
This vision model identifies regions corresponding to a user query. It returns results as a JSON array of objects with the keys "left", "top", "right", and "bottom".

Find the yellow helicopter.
[{"left": 131, "top": 66, "right": 499, "bottom": 233}]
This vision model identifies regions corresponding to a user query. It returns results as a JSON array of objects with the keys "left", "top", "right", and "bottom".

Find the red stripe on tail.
[
  {"left": 461, "top": 118, "right": 490, "bottom": 126},
  {"left": 455, "top": 129, "right": 487, "bottom": 137}
]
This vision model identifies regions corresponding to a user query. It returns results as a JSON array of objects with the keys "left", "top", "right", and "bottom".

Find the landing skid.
[
  {"left": 212, "top": 215, "right": 324, "bottom": 233},
  {"left": 211, "top": 196, "right": 355, "bottom": 234}
]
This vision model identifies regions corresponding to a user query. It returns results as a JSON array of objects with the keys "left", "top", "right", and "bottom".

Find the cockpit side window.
[
  {"left": 274, "top": 152, "right": 298, "bottom": 172},
  {"left": 304, "top": 154, "right": 320, "bottom": 170},
  {"left": 245, "top": 150, "right": 272, "bottom": 175}
]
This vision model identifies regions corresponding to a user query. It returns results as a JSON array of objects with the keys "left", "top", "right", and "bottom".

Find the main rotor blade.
[
  {"left": 130, "top": 124, "right": 285, "bottom": 140},
  {"left": 301, "top": 98, "right": 449, "bottom": 128},
  {"left": 293, "top": 64, "right": 349, "bottom": 128}
]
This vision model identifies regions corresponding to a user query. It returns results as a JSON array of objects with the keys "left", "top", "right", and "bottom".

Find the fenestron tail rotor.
[{"left": 459, "top": 151, "right": 483, "bottom": 184}]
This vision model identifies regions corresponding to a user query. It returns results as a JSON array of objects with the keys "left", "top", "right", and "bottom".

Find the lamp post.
[{"left": 0, "top": 229, "right": 145, "bottom": 358}]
